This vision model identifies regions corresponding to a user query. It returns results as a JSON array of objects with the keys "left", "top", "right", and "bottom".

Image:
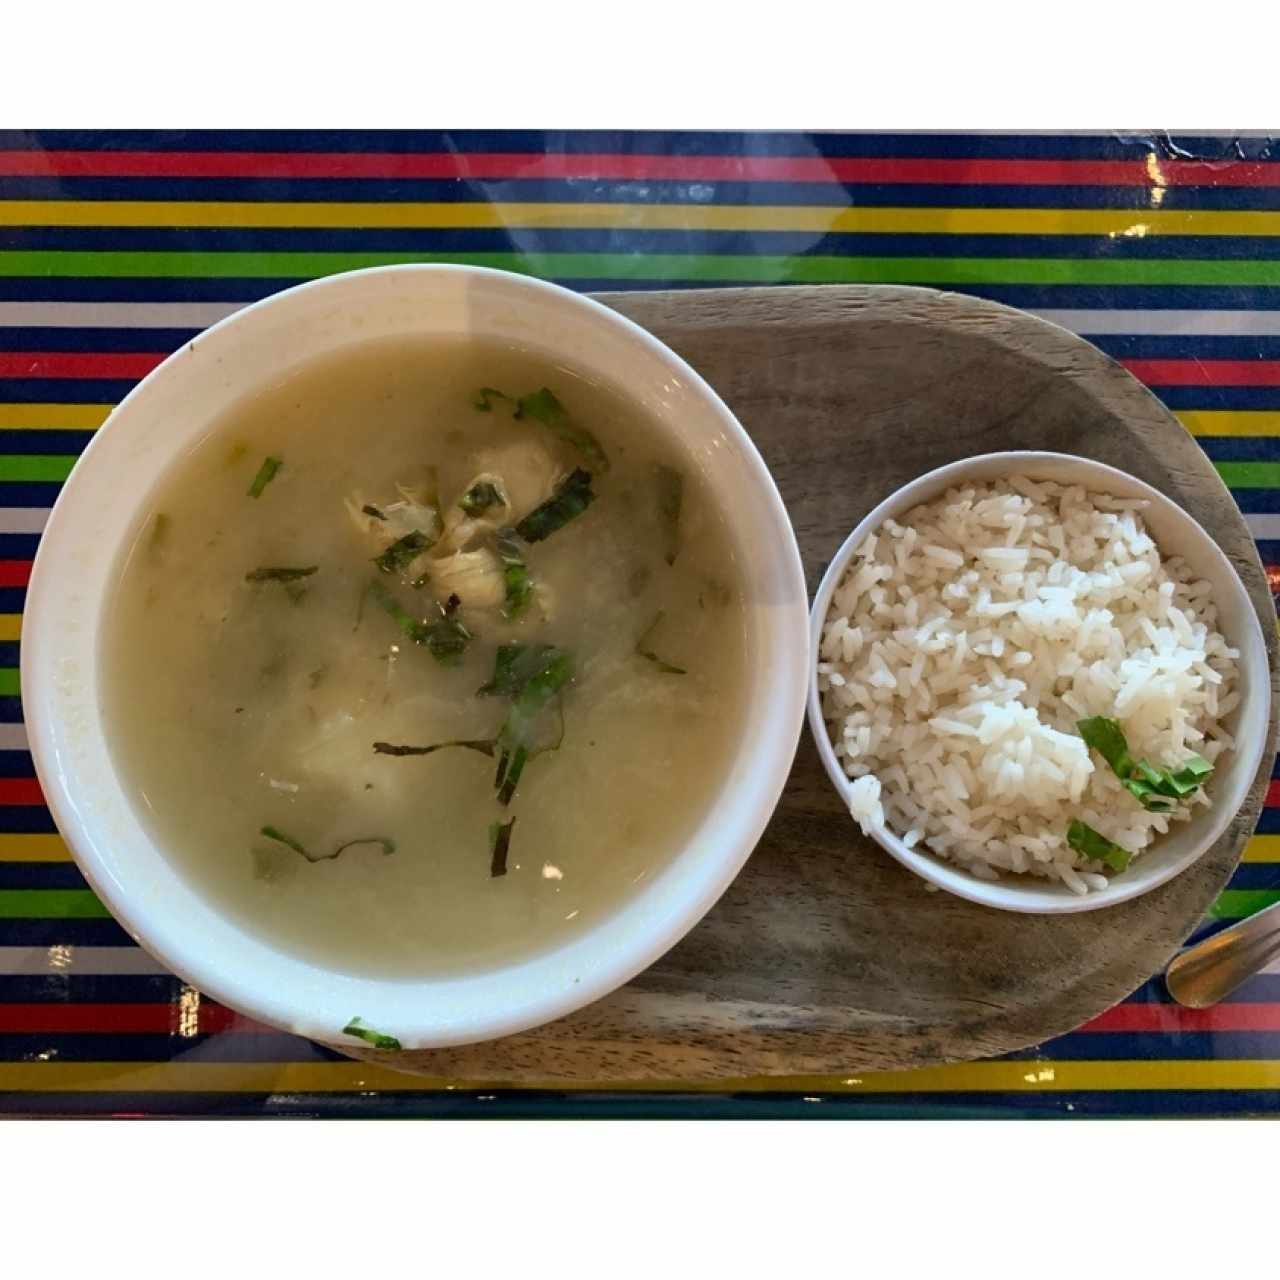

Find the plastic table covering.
[{"left": 2, "top": 129, "right": 1279, "bottom": 1120}]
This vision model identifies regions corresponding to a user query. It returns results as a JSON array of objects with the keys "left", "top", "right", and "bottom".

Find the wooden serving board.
[{"left": 367, "top": 285, "right": 1279, "bottom": 1084}]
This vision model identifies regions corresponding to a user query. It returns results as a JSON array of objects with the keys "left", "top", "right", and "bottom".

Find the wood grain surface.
[{"left": 358, "top": 285, "right": 1279, "bottom": 1084}]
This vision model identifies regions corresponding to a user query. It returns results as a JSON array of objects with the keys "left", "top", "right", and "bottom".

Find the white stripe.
[
  {"left": 3, "top": 302, "right": 1279, "bottom": 339},
  {"left": 0, "top": 508, "right": 49, "bottom": 535},
  {"left": 0, "top": 302, "right": 245, "bottom": 329},
  {"left": 1032, "top": 310, "right": 1280, "bottom": 337},
  {"left": 1246, "top": 515, "right": 1280, "bottom": 540},
  {"left": 0, "top": 945, "right": 169, "bottom": 976},
  {"left": 0, "top": 724, "right": 27, "bottom": 750}
]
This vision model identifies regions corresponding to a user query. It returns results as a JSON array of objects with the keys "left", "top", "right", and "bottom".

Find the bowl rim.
[
  {"left": 21, "top": 263, "right": 811, "bottom": 1047},
  {"left": 806, "top": 449, "right": 1272, "bottom": 915}
]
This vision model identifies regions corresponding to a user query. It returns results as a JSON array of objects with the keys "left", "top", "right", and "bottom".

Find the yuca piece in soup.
[{"left": 103, "top": 336, "right": 750, "bottom": 977}]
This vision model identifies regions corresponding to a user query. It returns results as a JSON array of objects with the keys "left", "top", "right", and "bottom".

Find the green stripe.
[
  {"left": 0, "top": 669, "right": 18, "bottom": 697},
  {"left": 2, "top": 250, "right": 1280, "bottom": 286},
  {"left": 1214, "top": 461, "right": 1280, "bottom": 489},
  {"left": 0, "top": 455, "right": 77, "bottom": 483},
  {"left": 1209, "top": 889, "right": 1280, "bottom": 919},
  {"left": 0, "top": 889, "right": 110, "bottom": 919}
]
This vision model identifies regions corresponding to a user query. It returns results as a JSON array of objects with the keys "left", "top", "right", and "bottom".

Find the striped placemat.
[{"left": 3, "top": 129, "right": 1279, "bottom": 1118}]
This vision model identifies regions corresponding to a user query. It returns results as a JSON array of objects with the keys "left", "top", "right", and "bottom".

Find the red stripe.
[
  {"left": 1123, "top": 359, "right": 1280, "bottom": 387},
  {"left": 0, "top": 560, "right": 31, "bottom": 587},
  {"left": 0, "top": 779, "right": 44, "bottom": 806},
  {"left": 0, "top": 352, "right": 164, "bottom": 380},
  {"left": 0, "top": 1001, "right": 260, "bottom": 1034},
  {"left": 1083, "top": 1002, "right": 1280, "bottom": 1032},
  {"left": 1, "top": 150, "right": 1278, "bottom": 187},
  {"left": 1268, "top": 780, "right": 1280, "bottom": 808}
]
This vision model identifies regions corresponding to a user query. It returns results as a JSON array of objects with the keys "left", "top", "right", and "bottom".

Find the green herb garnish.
[
  {"left": 245, "top": 565, "right": 318, "bottom": 584},
  {"left": 489, "top": 817, "right": 516, "bottom": 878},
  {"left": 370, "top": 580, "right": 473, "bottom": 666},
  {"left": 373, "top": 739, "right": 497, "bottom": 758},
  {"left": 374, "top": 530, "right": 433, "bottom": 576},
  {"left": 493, "top": 648, "right": 573, "bottom": 804},
  {"left": 495, "top": 529, "right": 533, "bottom": 619},
  {"left": 149, "top": 512, "right": 170, "bottom": 551},
  {"left": 362, "top": 503, "right": 387, "bottom": 521},
  {"left": 515, "top": 468, "right": 595, "bottom": 543},
  {"left": 331, "top": 837, "right": 397, "bottom": 858},
  {"left": 459, "top": 481, "right": 504, "bottom": 516},
  {"left": 260, "top": 825, "right": 309, "bottom": 858},
  {"left": 1076, "top": 717, "right": 1135, "bottom": 779},
  {"left": 1066, "top": 819, "right": 1133, "bottom": 872},
  {"left": 342, "top": 1017, "right": 401, "bottom": 1051},
  {"left": 374, "top": 646, "right": 572, "bottom": 835},
  {"left": 1076, "top": 717, "right": 1214, "bottom": 813},
  {"left": 247, "top": 455, "right": 282, "bottom": 498},
  {"left": 475, "top": 645, "right": 573, "bottom": 804},
  {"left": 478, "top": 644, "right": 570, "bottom": 699},
  {"left": 260, "top": 825, "right": 396, "bottom": 864},
  {"left": 636, "top": 612, "right": 686, "bottom": 675},
  {"left": 515, "top": 388, "right": 610, "bottom": 472},
  {"left": 473, "top": 387, "right": 511, "bottom": 412},
  {"left": 655, "top": 464, "right": 684, "bottom": 566}
]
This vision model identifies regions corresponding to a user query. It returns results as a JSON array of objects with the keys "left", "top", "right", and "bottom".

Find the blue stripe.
[
  {"left": 0, "top": 864, "right": 87, "bottom": 890},
  {"left": 0, "top": 918, "right": 131, "bottom": 945},
  {"left": 1248, "top": 808, "right": 1280, "bottom": 834},
  {"left": 0, "top": 485, "right": 58, "bottom": 510},
  {"left": 0, "top": 973, "right": 183, "bottom": 1002},
  {"left": 0, "top": 430, "right": 93, "bottom": 455},
  {"left": 4, "top": 378, "right": 1280, "bottom": 413},
  {"left": 1090, "top": 335, "right": 1280, "bottom": 360},
  {"left": 0, "top": 1086, "right": 1272, "bottom": 1119},
  {"left": 0, "top": 806, "right": 53, "bottom": 831},
  {"left": 0, "top": 591, "right": 27, "bottom": 616},
  {"left": 9, "top": 224, "right": 1280, "bottom": 261},
  {"left": 0, "top": 534, "right": 41, "bottom": 558},
  {"left": 1141, "top": 387, "right": 1280, "bottom": 411},
  {"left": 0, "top": 380, "right": 132, "bottom": 403},
  {"left": 2, "top": 177, "right": 1280, "bottom": 212},
  {"left": 0, "top": 326, "right": 198, "bottom": 352},
  {"left": 0, "top": 1032, "right": 342, "bottom": 1063},
  {"left": 0, "top": 748, "right": 32, "bottom": 773},
  {"left": 1224, "top": 863, "right": 1280, "bottom": 891},
  {"left": 2, "top": 129, "right": 1273, "bottom": 162},
  {"left": 1197, "top": 437, "right": 1280, "bottom": 462},
  {"left": 9, "top": 1026, "right": 1280, "bottom": 1066},
  {"left": 1226, "top": 489, "right": 1280, "bottom": 515}
]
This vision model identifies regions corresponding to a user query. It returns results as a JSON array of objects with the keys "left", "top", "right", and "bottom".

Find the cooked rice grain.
[{"left": 818, "top": 478, "right": 1239, "bottom": 894}]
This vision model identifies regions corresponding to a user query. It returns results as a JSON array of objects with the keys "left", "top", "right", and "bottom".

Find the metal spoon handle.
[{"left": 1166, "top": 899, "right": 1280, "bottom": 1008}]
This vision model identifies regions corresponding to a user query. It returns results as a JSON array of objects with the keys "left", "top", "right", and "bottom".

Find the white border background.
[{"left": 1, "top": 6, "right": 1275, "bottom": 1272}]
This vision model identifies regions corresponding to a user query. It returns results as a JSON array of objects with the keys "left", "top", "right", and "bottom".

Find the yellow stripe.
[
  {"left": 1178, "top": 411, "right": 1280, "bottom": 438},
  {"left": 4, "top": 828, "right": 1273, "bottom": 871},
  {"left": 0, "top": 615, "right": 20, "bottom": 643},
  {"left": 1246, "top": 836, "right": 1280, "bottom": 863},
  {"left": 2, "top": 1058, "right": 1279, "bottom": 1094},
  {"left": 0, "top": 834, "right": 69, "bottom": 863},
  {"left": 1, "top": 201, "right": 1277, "bottom": 237},
  {"left": 0, "top": 403, "right": 111, "bottom": 430}
]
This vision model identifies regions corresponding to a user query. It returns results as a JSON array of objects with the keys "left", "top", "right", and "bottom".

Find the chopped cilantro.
[{"left": 247, "top": 456, "right": 282, "bottom": 498}]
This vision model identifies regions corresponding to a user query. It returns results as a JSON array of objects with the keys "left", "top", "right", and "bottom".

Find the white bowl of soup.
[{"left": 22, "top": 265, "right": 808, "bottom": 1051}]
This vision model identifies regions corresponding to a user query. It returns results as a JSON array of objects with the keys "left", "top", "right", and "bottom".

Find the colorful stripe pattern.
[{"left": 4, "top": 130, "right": 1280, "bottom": 1119}]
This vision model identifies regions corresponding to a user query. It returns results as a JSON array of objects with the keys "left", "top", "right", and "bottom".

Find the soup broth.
[{"left": 102, "top": 335, "right": 750, "bottom": 977}]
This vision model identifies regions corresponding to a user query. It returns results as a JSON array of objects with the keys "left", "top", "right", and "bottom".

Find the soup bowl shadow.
[{"left": 21, "top": 265, "right": 810, "bottom": 1052}]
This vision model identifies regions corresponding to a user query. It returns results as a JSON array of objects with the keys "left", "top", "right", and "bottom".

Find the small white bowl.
[
  {"left": 807, "top": 450, "right": 1272, "bottom": 914},
  {"left": 22, "top": 265, "right": 810, "bottom": 1049}
]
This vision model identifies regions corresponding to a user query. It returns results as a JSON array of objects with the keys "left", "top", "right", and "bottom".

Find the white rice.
[{"left": 817, "top": 477, "right": 1240, "bottom": 894}]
